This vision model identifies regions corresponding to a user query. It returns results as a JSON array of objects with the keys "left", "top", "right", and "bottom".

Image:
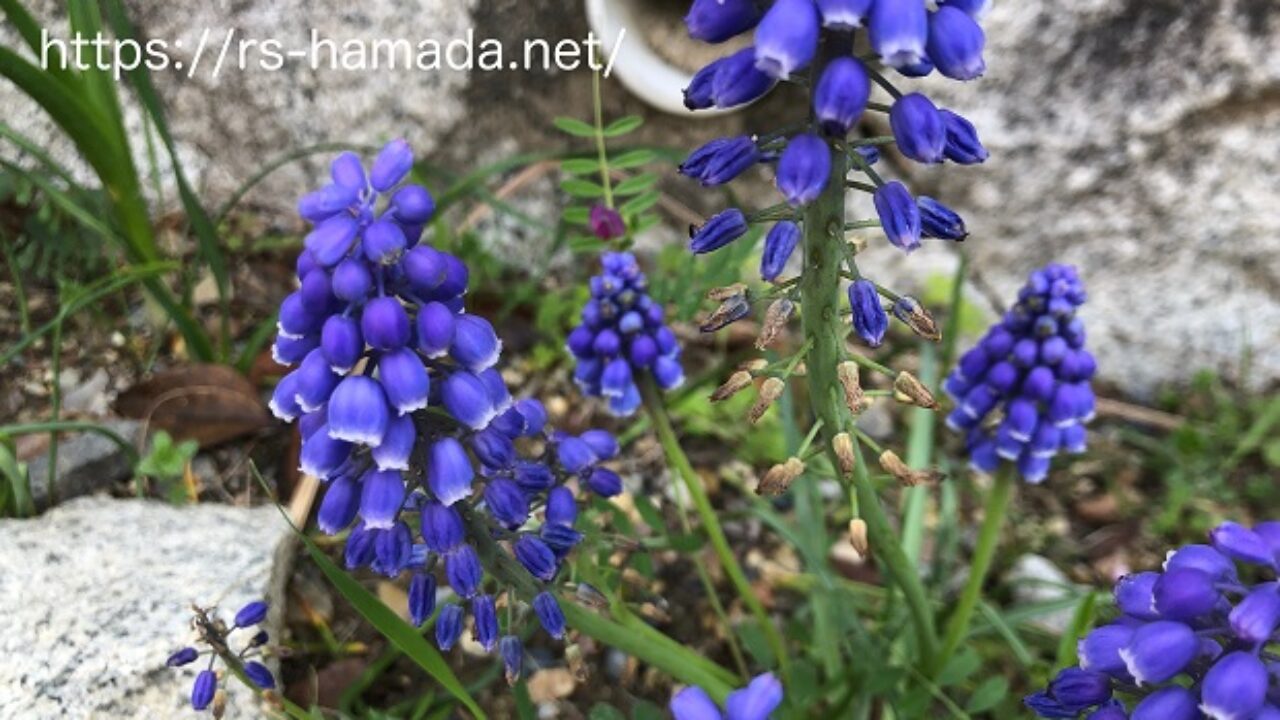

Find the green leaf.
[
  {"left": 561, "top": 158, "right": 601, "bottom": 175},
  {"left": 631, "top": 700, "right": 664, "bottom": 720},
  {"left": 568, "top": 235, "right": 606, "bottom": 254},
  {"left": 611, "top": 149, "right": 657, "bottom": 169},
  {"left": 0, "top": 443, "right": 32, "bottom": 517},
  {"left": 299, "top": 532, "right": 487, "bottom": 718},
  {"left": 620, "top": 191, "right": 661, "bottom": 217},
  {"left": 613, "top": 173, "right": 657, "bottom": 197},
  {"left": 560, "top": 178, "right": 606, "bottom": 199},
  {"left": 562, "top": 206, "right": 592, "bottom": 226},
  {"left": 553, "top": 116, "right": 598, "bottom": 137},
  {"left": 603, "top": 115, "right": 643, "bottom": 137},
  {"left": 965, "top": 677, "right": 1008, "bottom": 714}
]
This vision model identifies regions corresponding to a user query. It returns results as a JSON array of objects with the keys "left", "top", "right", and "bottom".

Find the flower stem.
[
  {"left": 591, "top": 69, "right": 614, "bottom": 209},
  {"left": 797, "top": 78, "right": 940, "bottom": 663},
  {"left": 936, "top": 465, "right": 1016, "bottom": 674},
  {"left": 640, "top": 378, "right": 791, "bottom": 679}
]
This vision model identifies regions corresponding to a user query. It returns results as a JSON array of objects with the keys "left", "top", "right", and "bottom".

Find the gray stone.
[
  {"left": 25, "top": 420, "right": 142, "bottom": 512},
  {"left": 862, "top": 0, "right": 1280, "bottom": 393},
  {"left": 1007, "top": 554, "right": 1078, "bottom": 635},
  {"left": 0, "top": 497, "right": 293, "bottom": 719}
]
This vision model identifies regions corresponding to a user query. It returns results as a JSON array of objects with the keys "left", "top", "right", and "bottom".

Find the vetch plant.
[{"left": 1026, "top": 520, "right": 1280, "bottom": 719}]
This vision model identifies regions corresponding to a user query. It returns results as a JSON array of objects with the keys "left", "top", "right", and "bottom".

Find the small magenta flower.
[
  {"left": 776, "top": 134, "right": 831, "bottom": 206},
  {"left": 761, "top": 222, "right": 800, "bottom": 282},
  {"left": 589, "top": 205, "right": 626, "bottom": 239},
  {"left": 684, "top": 0, "right": 761, "bottom": 43},
  {"left": 670, "top": 672, "right": 783, "bottom": 720},
  {"left": 926, "top": 6, "right": 987, "bottom": 81},
  {"left": 753, "top": 0, "right": 820, "bottom": 79},
  {"left": 869, "top": 0, "right": 928, "bottom": 69},
  {"left": 874, "top": 182, "right": 923, "bottom": 252},
  {"left": 690, "top": 209, "right": 750, "bottom": 254},
  {"left": 889, "top": 93, "right": 946, "bottom": 164},
  {"left": 813, "top": 57, "right": 870, "bottom": 136},
  {"left": 848, "top": 279, "right": 888, "bottom": 347}
]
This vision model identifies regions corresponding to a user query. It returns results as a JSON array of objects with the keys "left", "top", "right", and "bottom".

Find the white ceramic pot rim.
[{"left": 583, "top": 0, "right": 740, "bottom": 118}]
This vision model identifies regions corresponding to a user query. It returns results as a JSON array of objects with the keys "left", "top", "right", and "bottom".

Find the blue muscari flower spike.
[
  {"left": 271, "top": 143, "right": 616, "bottom": 665},
  {"left": 753, "top": 0, "right": 821, "bottom": 80},
  {"left": 684, "top": 0, "right": 761, "bottom": 43},
  {"left": 670, "top": 671, "right": 784, "bottom": 720},
  {"left": 568, "top": 252, "right": 684, "bottom": 416},
  {"left": 1026, "top": 519, "right": 1280, "bottom": 719},
  {"left": 945, "top": 264, "right": 1095, "bottom": 483}
]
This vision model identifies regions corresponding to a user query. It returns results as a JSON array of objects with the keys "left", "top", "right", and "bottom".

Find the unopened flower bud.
[
  {"left": 832, "top": 432, "right": 856, "bottom": 474},
  {"left": 757, "top": 457, "right": 805, "bottom": 496},
  {"left": 748, "top": 377, "right": 786, "bottom": 424},
  {"left": 756, "top": 299, "right": 795, "bottom": 350},
  {"left": 891, "top": 296, "right": 942, "bottom": 342},
  {"left": 791, "top": 362, "right": 807, "bottom": 376},
  {"left": 894, "top": 371, "right": 938, "bottom": 409},
  {"left": 848, "top": 518, "right": 869, "bottom": 556},
  {"left": 711, "top": 370, "right": 755, "bottom": 402},
  {"left": 878, "top": 449, "right": 942, "bottom": 487},
  {"left": 837, "top": 361, "right": 867, "bottom": 414}
]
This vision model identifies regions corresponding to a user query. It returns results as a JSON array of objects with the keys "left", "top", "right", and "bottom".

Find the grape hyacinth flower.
[
  {"left": 165, "top": 601, "right": 275, "bottom": 714},
  {"left": 1026, "top": 519, "right": 1280, "bottom": 719},
  {"left": 670, "top": 672, "right": 784, "bottom": 720},
  {"left": 567, "top": 252, "right": 684, "bottom": 417},
  {"left": 271, "top": 142, "right": 624, "bottom": 664},
  {"left": 944, "top": 264, "right": 1096, "bottom": 483},
  {"left": 678, "top": 0, "right": 990, "bottom": 354}
]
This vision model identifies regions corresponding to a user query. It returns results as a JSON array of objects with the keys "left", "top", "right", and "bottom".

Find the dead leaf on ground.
[{"left": 114, "top": 363, "right": 272, "bottom": 448}]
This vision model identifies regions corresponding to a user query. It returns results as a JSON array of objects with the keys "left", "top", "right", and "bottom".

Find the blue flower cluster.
[
  {"left": 943, "top": 264, "right": 1096, "bottom": 483},
  {"left": 1026, "top": 521, "right": 1280, "bottom": 719},
  {"left": 567, "top": 252, "right": 685, "bottom": 417},
  {"left": 671, "top": 672, "right": 784, "bottom": 720},
  {"left": 269, "top": 141, "right": 624, "bottom": 668},
  {"left": 166, "top": 601, "right": 274, "bottom": 713},
  {"left": 680, "top": 0, "right": 989, "bottom": 322}
]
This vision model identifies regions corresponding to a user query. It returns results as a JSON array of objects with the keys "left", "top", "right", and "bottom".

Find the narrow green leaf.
[
  {"left": 560, "top": 158, "right": 601, "bottom": 175},
  {"left": 589, "top": 703, "right": 625, "bottom": 720},
  {"left": 631, "top": 700, "right": 664, "bottom": 720},
  {"left": 553, "top": 116, "right": 597, "bottom": 138},
  {"left": 603, "top": 115, "right": 643, "bottom": 137},
  {"left": 298, "top": 537, "right": 486, "bottom": 718},
  {"left": 1055, "top": 591, "right": 1099, "bottom": 669},
  {"left": 0, "top": 443, "right": 32, "bottom": 517},
  {"left": 611, "top": 149, "right": 657, "bottom": 169},
  {"left": 612, "top": 173, "right": 657, "bottom": 196},
  {"left": 560, "top": 179, "right": 606, "bottom": 199},
  {"left": 937, "top": 647, "right": 980, "bottom": 687}
]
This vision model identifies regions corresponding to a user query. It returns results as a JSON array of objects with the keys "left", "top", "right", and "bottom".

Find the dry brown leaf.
[{"left": 114, "top": 363, "right": 272, "bottom": 448}]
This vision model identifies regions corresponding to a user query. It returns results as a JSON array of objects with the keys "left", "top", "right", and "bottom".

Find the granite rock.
[
  {"left": 0, "top": 497, "right": 293, "bottom": 719},
  {"left": 25, "top": 420, "right": 142, "bottom": 512}
]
